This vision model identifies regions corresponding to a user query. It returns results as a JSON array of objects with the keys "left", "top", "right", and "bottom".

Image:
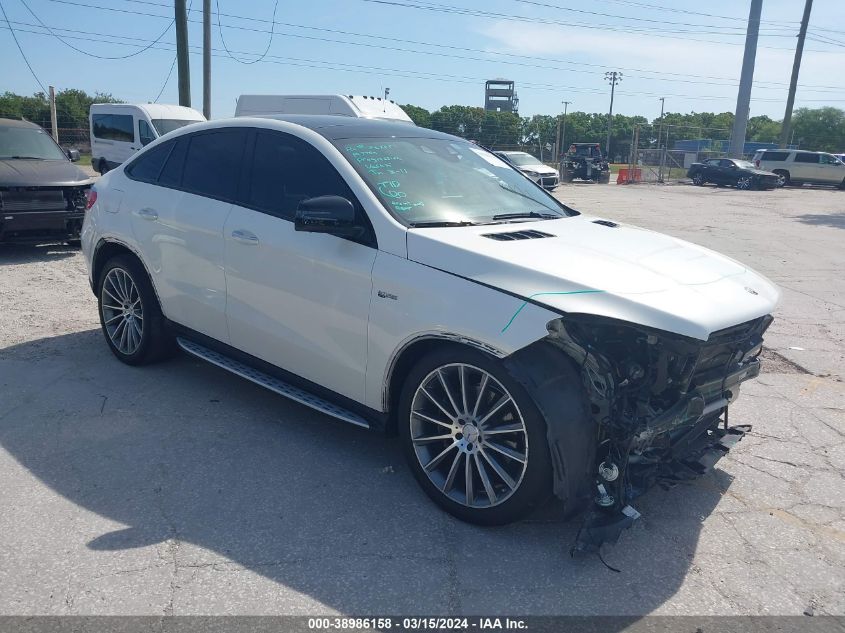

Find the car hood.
[
  {"left": 406, "top": 214, "right": 780, "bottom": 340},
  {"left": 0, "top": 159, "right": 94, "bottom": 187},
  {"left": 518, "top": 164, "right": 557, "bottom": 175}
]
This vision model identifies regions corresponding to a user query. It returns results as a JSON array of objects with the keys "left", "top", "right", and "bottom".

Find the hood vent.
[
  {"left": 592, "top": 219, "right": 618, "bottom": 228},
  {"left": 483, "top": 229, "right": 554, "bottom": 241}
]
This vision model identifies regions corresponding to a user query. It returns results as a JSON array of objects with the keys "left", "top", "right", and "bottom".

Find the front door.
[{"left": 224, "top": 130, "right": 377, "bottom": 402}]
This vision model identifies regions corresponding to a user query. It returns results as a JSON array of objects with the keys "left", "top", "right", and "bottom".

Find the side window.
[
  {"left": 158, "top": 138, "right": 188, "bottom": 188},
  {"left": 705, "top": 159, "right": 721, "bottom": 167},
  {"left": 92, "top": 114, "right": 134, "bottom": 142},
  {"left": 245, "top": 131, "right": 355, "bottom": 221},
  {"left": 719, "top": 159, "right": 735, "bottom": 168},
  {"left": 125, "top": 141, "right": 174, "bottom": 183},
  {"left": 763, "top": 151, "right": 788, "bottom": 161},
  {"left": 181, "top": 129, "right": 247, "bottom": 201},
  {"left": 821, "top": 154, "right": 839, "bottom": 165},
  {"left": 139, "top": 120, "right": 156, "bottom": 146},
  {"left": 794, "top": 153, "right": 820, "bottom": 163}
]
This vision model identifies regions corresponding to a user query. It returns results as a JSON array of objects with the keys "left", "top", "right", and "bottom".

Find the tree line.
[
  {"left": 401, "top": 104, "right": 845, "bottom": 156},
  {"left": 0, "top": 89, "right": 121, "bottom": 131},
  {"left": 1, "top": 90, "right": 841, "bottom": 154}
]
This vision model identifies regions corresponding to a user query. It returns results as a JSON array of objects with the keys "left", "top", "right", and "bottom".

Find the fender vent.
[
  {"left": 483, "top": 230, "right": 554, "bottom": 241},
  {"left": 592, "top": 219, "right": 618, "bottom": 228}
]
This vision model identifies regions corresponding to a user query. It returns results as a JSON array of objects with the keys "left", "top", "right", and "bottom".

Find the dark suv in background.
[{"left": 0, "top": 118, "right": 93, "bottom": 245}]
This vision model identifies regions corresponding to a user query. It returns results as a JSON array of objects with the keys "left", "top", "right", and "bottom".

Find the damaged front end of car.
[{"left": 506, "top": 312, "right": 772, "bottom": 552}]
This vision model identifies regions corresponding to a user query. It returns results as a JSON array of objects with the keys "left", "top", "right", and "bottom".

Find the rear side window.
[
  {"left": 125, "top": 141, "right": 174, "bottom": 183},
  {"left": 92, "top": 114, "right": 134, "bottom": 142},
  {"left": 158, "top": 138, "right": 187, "bottom": 188},
  {"left": 244, "top": 131, "right": 354, "bottom": 221},
  {"left": 794, "top": 153, "right": 819, "bottom": 163},
  {"left": 760, "top": 151, "right": 788, "bottom": 161},
  {"left": 181, "top": 129, "right": 247, "bottom": 201}
]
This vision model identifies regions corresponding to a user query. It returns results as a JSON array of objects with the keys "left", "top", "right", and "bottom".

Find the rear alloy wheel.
[
  {"left": 692, "top": 173, "right": 705, "bottom": 186},
  {"left": 400, "top": 349, "right": 552, "bottom": 525},
  {"left": 736, "top": 175, "right": 754, "bottom": 190},
  {"left": 773, "top": 170, "right": 789, "bottom": 187},
  {"left": 97, "top": 255, "right": 174, "bottom": 365}
]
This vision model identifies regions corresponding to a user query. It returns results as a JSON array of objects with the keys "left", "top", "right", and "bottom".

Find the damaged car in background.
[
  {"left": 81, "top": 116, "right": 779, "bottom": 551},
  {"left": 1, "top": 118, "right": 93, "bottom": 245}
]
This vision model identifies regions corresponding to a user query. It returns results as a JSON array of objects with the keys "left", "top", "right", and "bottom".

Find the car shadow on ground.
[
  {"left": 0, "top": 330, "right": 731, "bottom": 615},
  {"left": 795, "top": 213, "right": 845, "bottom": 230},
  {"left": 0, "top": 243, "right": 79, "bottom": 265}
]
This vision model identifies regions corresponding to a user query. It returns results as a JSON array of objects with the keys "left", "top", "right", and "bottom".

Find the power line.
[
  {"left": 36, "top": 0, "right": 845, "bottom": 91},
  {"left": 0, "top": 0, "right": 47, "bottom": 93},
  {"left": 5, "top": 20, "right": 844, "bottom": 107},
  {"left": 215, "top": 0, "right": 278, "bottom": 64},
  {"left": 19, "top": 0, "right": 174, "bottom": 59}
]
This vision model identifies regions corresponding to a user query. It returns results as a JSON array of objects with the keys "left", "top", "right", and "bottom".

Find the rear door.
[
  {"left": 792, "top": 152, "right": 821, "bottom": 182},
  {"left": 126, "top": 128, "right": 248, "bottom": 342}
]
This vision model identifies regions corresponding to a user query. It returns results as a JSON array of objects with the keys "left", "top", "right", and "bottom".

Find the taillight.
[{"left": 86, "top": 189, "right": 97, "bottom": 210}]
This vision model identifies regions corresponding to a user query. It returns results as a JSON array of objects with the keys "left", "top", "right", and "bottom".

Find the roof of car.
[
  {"left": 245, "top": 114, "right": 456, "bottom": 141},
  {"left": 0, "top": 117, "right": 42, "bottom": 129}
]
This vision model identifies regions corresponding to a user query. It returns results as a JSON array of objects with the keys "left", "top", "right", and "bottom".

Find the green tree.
[
  {"left": 400, "top": 104, "right": 431, "bottom": 128},
  {"left": 0, "top": 89, "right": 121, "bottom": 131},
  {"left": 790, "top": 107, "right": 845, "bottom": 152}
]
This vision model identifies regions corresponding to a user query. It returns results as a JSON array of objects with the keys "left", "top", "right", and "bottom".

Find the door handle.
[
  {"left": 231, "top": 229, "right": 259, "bottom": 245},
  {"left": 136, "top": 207, "right": 158, "bottom": 221}
]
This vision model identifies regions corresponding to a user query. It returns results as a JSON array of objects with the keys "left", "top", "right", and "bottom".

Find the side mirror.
[
  {"left": 295, "top": 196, "right": 363, "bottom": 239},
  {"left": 67, "top": 148, "right": 80, "bottom": 162}
]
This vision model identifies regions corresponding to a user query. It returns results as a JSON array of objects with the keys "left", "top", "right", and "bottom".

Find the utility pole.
[
  {"left": 657, "top": 97, "right": 666, "bottom": 182},
  {"left": 559, "top": 100, "right": 571, "bottom": 158},
  {"left": 729, "top": 0, "right": 762, "bottom": 158},
  {"left": 203, "top": 0, "right": 210, "bottom": 118},
  {"left": 48, "top": 85, "right": 58, "bottom": 143},
  {"left": 780, "top": 0, "right": 813, "bottom": 148},
  {"left": 604, "top": 71, "right": 622, "bottom": 157},
  {"left": 175, "top": 0, "right": 191, "bottom": 107}
]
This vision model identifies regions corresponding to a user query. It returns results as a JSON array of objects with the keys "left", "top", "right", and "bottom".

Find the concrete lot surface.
[{"left": 0, "top": 182, "right": 843, "bottom": 616}]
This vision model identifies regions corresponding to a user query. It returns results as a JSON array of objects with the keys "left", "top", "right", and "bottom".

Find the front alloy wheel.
[
  {"left": 692, "top": 173, "right": 705, "bottom": 186},
  {"left": 400, "top": 349, "right": 552, "bottom": 525},
  {"left": 736, "top": 175, "right": 754, "bottom": 190}
]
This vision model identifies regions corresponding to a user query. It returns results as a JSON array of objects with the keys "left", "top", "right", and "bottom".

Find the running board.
[{"left": 176, "top": 337, "right": 370, "bottom": 429}]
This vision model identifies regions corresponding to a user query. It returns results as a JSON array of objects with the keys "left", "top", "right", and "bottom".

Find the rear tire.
[
  {"left": 97, "top": 255, "right": 174, "bottom": 365},
  {"left": 399, "top": 347, "right": 553, "bottom": 526}
]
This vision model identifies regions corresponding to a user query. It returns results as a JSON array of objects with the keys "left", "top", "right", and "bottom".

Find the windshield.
[
  {"left": 338, "top": 138, "right": 572, "bottom": 226},
  {"left": 735, "top": 160, "right": 756, "bottom": 169},
  {"left": 0, "top": 126, "right": 67, "bottom": 160},
  {"left": 151, "top": 118, "right": 202, "bottom": 136},
  {"left": 504, "top": 152, "right": 542, "bottom": 167}
]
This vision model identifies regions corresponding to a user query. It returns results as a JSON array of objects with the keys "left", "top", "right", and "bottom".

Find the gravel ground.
[{"left": 0, "top": 181, "right": 843, "bottom": 617}]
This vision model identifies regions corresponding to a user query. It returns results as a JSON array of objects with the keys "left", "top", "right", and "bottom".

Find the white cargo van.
[
  {"left": 234, "top": 94, "right": 414, "bottom": 124},
  {"left": 90, "top": 103, "right": 205, "bottom": 174}
]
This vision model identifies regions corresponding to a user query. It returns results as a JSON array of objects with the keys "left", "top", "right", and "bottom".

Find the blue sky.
[{"left": 2, "top": 0, "right": 843, "bottom": 120}]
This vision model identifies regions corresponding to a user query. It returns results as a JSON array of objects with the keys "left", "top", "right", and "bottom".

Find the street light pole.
[
  {"left": 560, "top": 100, "right": 570, "bottom": 156},
  {"left": 604, "top": 71, "right": 622, "bottom": 158}
]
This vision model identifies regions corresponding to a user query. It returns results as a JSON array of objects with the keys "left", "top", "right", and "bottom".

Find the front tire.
[
  {"left": 692, "top": 172, "right": 705, "bottom": 186},
  {"left": 98, "top": 159, "right": 110, "bottom": 175},
  {"left": 736, "top": 175, "right": 754, "bottom": 190},
  {"left": 399, "top": 347, "right": 552, "bottom": 526},
  {"left": 97, "top": 255, "right": 174, "bottom": 365}
]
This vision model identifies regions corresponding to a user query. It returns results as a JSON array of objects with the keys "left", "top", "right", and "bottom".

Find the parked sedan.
[
  {"left": 687, "top": 158, "right": 779, "bottom": 190},
  {"left": 83, "top": 116, "right": 778, "bottom": 550},
  {"left": 0, "top": 118, "right": 93, "bottom": 244},
  {"left": 495, "top": 151, "right": 560, "bottom": 189}
]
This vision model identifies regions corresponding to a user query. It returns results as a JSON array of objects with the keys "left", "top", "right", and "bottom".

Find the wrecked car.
[{"left": 81, "top": 116, "right": 779, "bottom": 548}]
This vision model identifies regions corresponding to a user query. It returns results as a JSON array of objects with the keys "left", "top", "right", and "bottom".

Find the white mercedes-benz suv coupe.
[{"left": 82, "top": 116, "right": 779, "bottom": 550}]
